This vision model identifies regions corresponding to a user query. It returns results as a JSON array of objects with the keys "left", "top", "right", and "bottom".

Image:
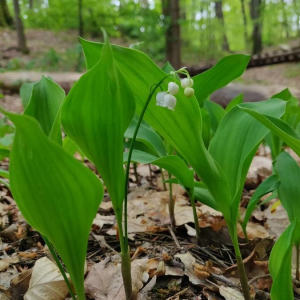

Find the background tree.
[
  {"left": 162, "top": 0, "right": 181, "bottom": 69},
  {"left": 250, "top": 0, "right": 264, "bottom": 54},
  {"left": 215, "top": 0, "right": 230, "bottom": 51},
  {"left": 0, "top": 0, "right": 13, "bottom": 27},
  {"left": 13, "top": 0, "right": 29, "bottom": 53}
]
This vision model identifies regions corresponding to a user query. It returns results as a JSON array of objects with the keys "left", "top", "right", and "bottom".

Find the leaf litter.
[{"left": 0, "top": 152, "right": 296, "bottom": 299}]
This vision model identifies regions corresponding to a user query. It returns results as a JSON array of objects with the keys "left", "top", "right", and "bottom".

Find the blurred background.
[{"left": 1, "top": 0, "right": 300, "bottom": 109}]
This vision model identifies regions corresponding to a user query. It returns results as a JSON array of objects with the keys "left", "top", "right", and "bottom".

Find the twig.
[
  {"left": 168, "top": 225, "right": 180, "bottom": 248},
  {"left": 248, "top": 274, "right": 271, "bottom": 285},
  {"left": 166, "top": 287, "right": 188, "bottom": 300}
]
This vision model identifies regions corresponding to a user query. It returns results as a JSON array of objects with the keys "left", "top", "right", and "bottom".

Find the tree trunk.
[
  {"left": 240, "top": 0, "right": 248, "bottom": 46},
  {"left": 250, "top": 0, "right": 263, "bottom": 54},
  {"left": 215, "top": 0, "right": 230, "bottom": 52},
  {"left": 0, "top": 0, "right": 13, "bottom": 27},
  {"left": 29, "top": 0, "right": 33, "bottom": 10},
  {"left": 78, "top": 0, "right": 83, "bottom": 37},
  {"left": 162, "top": 0, "right": 181, "bottom": 70},
  {"left": 13, "top": 0, "right": 29, "bottom": 53}
]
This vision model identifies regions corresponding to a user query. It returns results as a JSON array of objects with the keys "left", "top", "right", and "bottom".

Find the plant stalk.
[
  {"left": 160, "top": 168, "right": 167, "bottom": 191},
  {"left": 42, "top": 235, "right": 77, "bottom": 300},
  {"left": 115, "top": 209, "right": 133, "bottom": 300},
  {"left": 297, "top": 243, "right": 300, "bottom": 281},
  {"left": 168, "top": 172, "right": 176, "bottom": 228},
  {"left": 124, "top": 74, "right": 170, "bottom": 249},
  {"left": 133, "top": 162, "right": 140, "bottom": 186},
  {"left": 188, "top": 187, "right": 201, "bottom": 246},
  {"left": 232, "top": 232, "right": 252, "bottom": 300}
]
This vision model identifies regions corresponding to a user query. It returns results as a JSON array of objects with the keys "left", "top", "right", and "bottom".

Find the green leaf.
[
  {"left": 193, "top": 55, "right": 250, "bottom": 105},
  {"left": 24, "top": 76, "right": 65, "bottom": 145},
  {"left": 124, "top": 150, "right": 194, "bottom": 189},
  {"left": 239, "top": 105, "right": 300, "bottom": 156},
  {"left": 225, "top": 94, "right": 243, "bottom": 112},
  {"left": 79, "top": 38, "right": 232, "bottom": 220},
  {"left": 242, "top": 175, "right": 280, "bottom": 236},
  {"left": 19, "top": 82, "right": 35, "bottom": 109},
  {"left": 274, "top": 151, "right": 300, "bottom": 223},
  {"left": 63, "top": 136, "right": 84, "bottom": 160},
  {"left": 161, "top": 61, "right": 180, "bottom": 80},
  {"left": 62, "top": 36, "right": 135, "bottom": 216},
  {"left": 125, "top": 115, "right": 166, "bottom": 157},
  {"left": 269, "top": 219, "right": 300, "bottom": 300},
  {"left": 3, "top": 110, "right": 103, "bottom": 300},
  {"left": 271, "top": 88, "right": 292, "bottom": 101},
  {"left": 0, "top": 168, "right": 9, "bottom": 179},
  {"left": 209, "top": 99, "right": 285, "bottom": 221},
  {"left": 203, "top": 101, "right": 225, "bottom": 133},
  {"left": 194, "top": 182, "right": 218, "bottom": 211}
]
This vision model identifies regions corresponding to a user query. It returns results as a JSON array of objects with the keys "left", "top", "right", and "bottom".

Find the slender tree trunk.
[
  {"left": 250, "top": 0, "right": 263, "bottom": 54},
  {"left": 280, "top": 0, "right": 289, "bottom": 38},
  {"left": 215, "top": 0, "right": 230, "bottom": 52},
  {"left": 0, "top": 0, "right": 13, "bottom": 27},
  {"left": 29, "top": 0, "right": 33, "bottom": 10},
  {"left": 78, "top": 0, "right": 83, "bottom": 37},
  {"left": 162, "top": 0, "right": 181, "bottom": 69},
  {"left": 240, "top": 0, "right": 248, "bottom": 46},
  {"left": 13, "top": 0, "right": 29, "bottom": 53}
]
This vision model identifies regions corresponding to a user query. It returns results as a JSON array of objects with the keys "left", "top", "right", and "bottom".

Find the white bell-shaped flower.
[
  {"left": 181, "top": 78, "right": 194, "bottom": 89},
  {"left": 156, "top": 91, "right": 168, "bottom": 106},
  {"left": 163, "top": 94, "right": 177, "bottom": 110},
  {"left": 184, "top": 87, "right": 194, "bottom": 98},
  {"left": 167, "top": 82, "right": 179, "bottom": 95}
]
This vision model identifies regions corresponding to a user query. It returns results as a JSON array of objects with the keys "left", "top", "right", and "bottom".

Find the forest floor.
[{"left": 1, "top": 28, "right": 300, "bottom": 300}]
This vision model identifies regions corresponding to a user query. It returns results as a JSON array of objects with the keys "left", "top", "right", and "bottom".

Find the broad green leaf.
[
  {"left": 0, "top": 168, "right": 9, "bottom": 179},
  {"left": 201, "top": 108, "right": 211, "bottom": 148},
  {"left": 192, "top": 55, "right": 250, "bottom": 105},
  {"left": 239, "top": 106, "right": 300, "bottom": 156},
  {"left": 125, "top": 115, "right": 166, "bottom": 157},
  {"left": 225, "top": 94, "right": 243, "bottom": 112},
  {"left": 62, "top": 36, "right": 135, "bottom": 216},
  {"left": 20, "top": 82, "right": 34, "bottom": 108},
  {"left": 3, "top": 110, "right": 103, "bottom": 300},
  {"left": 24, "top": 76, "right": 65, "bottom": 145},
  {"left": 0, "top": 148, "right": 10, "bottom": 160},
  {"left": 270, "top": 219, "right": 300, "bottom": 300},
  {"left": 63, "top": 136, "right": 84, "bottom": 160},
  {"left": 161, "top": 61, "right": 180, "bottom": 80},
  {"left": 271, "top": 88, "right": 292, "bottom": 101},
  {"left": 124, "top": 150, "right": 194, "bottom": 189},
  {"left": 274, "top": 151, "right": 300, "bottom": 222},
  {"left": 209, "top": 99, "right": 286, "bottom": 222},
  {"left": 80, "top": 38, "right": 232, "bottom": 220},
  {"left": 203, "top": 101, "right": 225, "bottom": 133},
  {"left": 242, "top": 175, "right": 280, "bottom": 236},
  {"left": 194, "top": 183, "right": 218, "bottom": 211}
]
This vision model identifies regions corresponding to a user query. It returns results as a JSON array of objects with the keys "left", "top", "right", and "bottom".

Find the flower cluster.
[{"left": 156, "top": 68, "right": 194, "bottom": 111}]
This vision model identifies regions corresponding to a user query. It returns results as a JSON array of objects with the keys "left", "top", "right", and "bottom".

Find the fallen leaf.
[
  {"left": 5, "top": 269, "right": 32, "bottom": 300},
  {"left": 85, "top": 257, "right": 148, "bottom": 300},
  {"left": 175, "top": 252, "right": 203, "bottom": 285},
  {"left": 219, "top": 286, "right": 244, "bottom": 300},
  {"left": 24, "top": 257, "right": 70, "bottom": 300},
  {"left": 19, "top": 252, "right": 37, "bottom": 259}
]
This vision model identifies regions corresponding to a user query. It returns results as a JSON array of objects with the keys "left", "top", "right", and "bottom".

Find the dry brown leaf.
[
  {"left": 0, "top": 254, "right": 19, "bottom": 271},
  {"left": 175, "top": 252, "right": 203, "bottom": 285},
  {"left": 85, "top": 257, "right": 149, "bottom": 300},
  {"left": 5, "top": 269, "right": 32, "bottom": 300},
  {"left": 219, "top": 286, "right": 244, "bottom": 300},
  {"left": 24, "top": 257, "right": 70, "bottom": 300},
  {"left": 19, "top": 252, "right": 37, "bottom": 259}
]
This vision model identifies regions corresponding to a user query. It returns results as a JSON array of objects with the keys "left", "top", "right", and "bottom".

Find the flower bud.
[
  {"left": 167, "top": 82, "right": 179, "bottom": 95},
  {"left": 163, "top": 94, "right": 177, "bottom": 110},
  {"left": 181, "top": 78, "right": 194, "bottom": 88},
  {"left": 184, "top": 87, "right": 194, "bottom": 98},
  {"left": 156, "top": 91, "right": 168, "bottom": 106}
]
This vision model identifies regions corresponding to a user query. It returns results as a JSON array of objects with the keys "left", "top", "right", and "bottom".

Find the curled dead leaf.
[{"left": 24, "top": 257, "right": 70, "bottom": 300}]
